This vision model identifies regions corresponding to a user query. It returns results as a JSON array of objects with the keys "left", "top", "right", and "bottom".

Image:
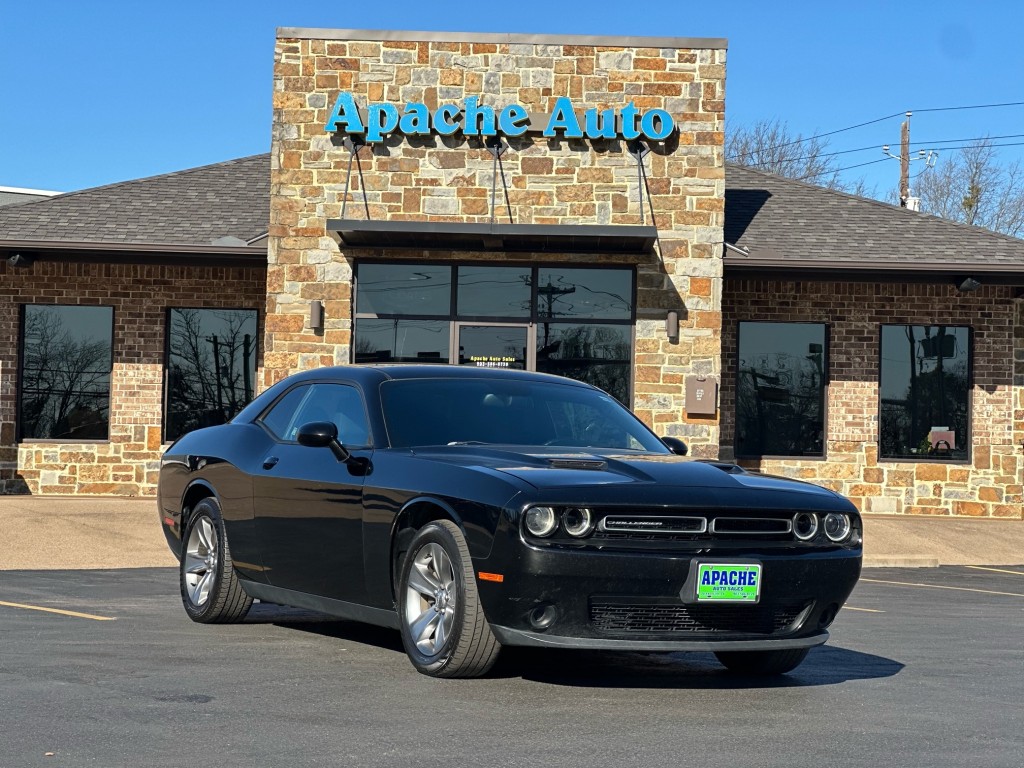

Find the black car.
[{"left": 158, "top": 365, "right": 861, "bottom": 678}]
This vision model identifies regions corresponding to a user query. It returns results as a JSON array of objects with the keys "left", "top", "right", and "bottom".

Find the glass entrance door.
[{"left": 455, "top": 324, "right": 531, "bottom": 370}]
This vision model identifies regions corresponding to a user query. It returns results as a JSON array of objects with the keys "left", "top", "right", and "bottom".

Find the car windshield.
[{"left": 380, "top": 378, "right": 670, "bottom": 452}]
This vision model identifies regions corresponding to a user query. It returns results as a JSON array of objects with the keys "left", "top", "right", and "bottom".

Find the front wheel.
[
  {"left": 179, "top": 497, "right": 252, "bottom": 623},
  {"left": 714, "top": 647, "right": 809, "bottom": 675},
  {"left": 397, "top": 520, "right": 501, "bottom": 678}
]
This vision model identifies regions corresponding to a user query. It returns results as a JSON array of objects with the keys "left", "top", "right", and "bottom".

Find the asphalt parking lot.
[{"left": 1, "top": 565, "right": 1022, "bottom": 768}]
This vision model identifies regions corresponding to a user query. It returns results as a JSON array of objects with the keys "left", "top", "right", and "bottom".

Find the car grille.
[
  {"left": 589, "top": 599, "right": 807, "bottom": 636},
  {"left": 589, "top": 510, "right": 795, "bottom": 544}
]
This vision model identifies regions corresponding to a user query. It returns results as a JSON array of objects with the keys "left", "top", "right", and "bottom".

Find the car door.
[{"left": 252, "top": 381, "right": 373, "bottom": 603}]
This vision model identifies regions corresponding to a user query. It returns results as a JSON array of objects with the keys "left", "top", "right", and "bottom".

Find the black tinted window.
[
  {"left": 880, "top": 325, "right": 969, "bottom": 460},
  {"left": 536, "top": 323, "right": 630, "bottom": 404},
  {"left": 165, "top": 308, "right": 258, "bottom": 441},
  {"left": 20, "top": 305, "right": 113, "bottom": 440},
  {"left": 736, "top": 322, "right": 827, "bottom": 457},
  {"left": 536, "top": 267, "right": 632, "bottom": 319},
  {"left": 291, "top": 383, "right": 371, "bottom": 447},
  {"left": 457, "top": 266, "right": 531, "bottom": 317},
  {"left": 353, "top": 319, "right": 449, "bottom": 363},
  {"left": 356, "top": 264, "right": 451, "bottom": 316}
]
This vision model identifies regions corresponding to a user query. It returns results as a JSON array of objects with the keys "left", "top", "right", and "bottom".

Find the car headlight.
[
  {"left": 823, "top": 513, "right": 852, "bottom": 542},
  {"left": 524, "top": 506, "right": 558, "bottom": 537},
  {"left": 793, "top": 512, "right": 818, "bottom": 541},
  {"left": 561, "top": 507, "right": 594, "bottom": 538}
]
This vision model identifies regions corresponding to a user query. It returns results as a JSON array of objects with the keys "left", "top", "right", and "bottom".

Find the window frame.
[
  {"left": 17, "top": 303, "right": 115, "bottom": 443},
  {"left": 255, "top": 380, "right": 374, "bottom": 449},
  {"left": 877, "top": 323, "right": 973, "bottom": 464},
  {"left": 162, "top": 306, "right": 260, "bottom": 444},
  {"left": 734, "top": 320, "right": 830, "bottom": 461}
]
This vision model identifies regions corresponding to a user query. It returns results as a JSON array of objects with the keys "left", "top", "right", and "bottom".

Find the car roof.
[{"left": 284, "top": 364, "right": 596, "bottom": 388}]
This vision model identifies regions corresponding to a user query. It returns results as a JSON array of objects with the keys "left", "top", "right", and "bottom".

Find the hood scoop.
[{"left": 547, "top": 457, "right": 607, "bottom": 470}]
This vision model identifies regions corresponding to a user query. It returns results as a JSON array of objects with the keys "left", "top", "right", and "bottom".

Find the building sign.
[{"left": 324, "top": 93, "right": 675, "bottom": 143}]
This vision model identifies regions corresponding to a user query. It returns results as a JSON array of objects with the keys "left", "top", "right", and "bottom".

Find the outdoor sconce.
[
  {"left": 666, "top": 310, "right": 680, "bottom": 340},
  {"left": 7, "top": 253, "right": 35, "bottom": 267},
  {"left": 309, "top": 300, "right": 324, "bottom": 332},
  {"left": 956, "top": 276, "right": 982, "bottom": 293}
]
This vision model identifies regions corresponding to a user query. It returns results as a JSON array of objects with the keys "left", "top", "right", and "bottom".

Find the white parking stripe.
[
  {"left": 860, "top": 578, "right": 1024, "bottom": 599},
  {"left": 0, "top": 600, "right": 116, "bottom": 621},
  {"left": 964, "top": 565, "right": 1024, "bottom": 577}
]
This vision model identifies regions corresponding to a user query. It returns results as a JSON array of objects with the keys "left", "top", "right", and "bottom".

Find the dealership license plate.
[{"left": 696, "top": 563, "right": 762, "bottom": 603}]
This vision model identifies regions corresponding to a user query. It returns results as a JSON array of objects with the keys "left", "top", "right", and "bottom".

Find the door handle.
[{"left": 262, "top": 456, "right": 279, "bottom": 470}]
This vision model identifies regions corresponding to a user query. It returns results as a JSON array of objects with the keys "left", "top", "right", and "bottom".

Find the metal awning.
[{"left": 327, "top": 219, "right": 658, "bottom": 254}]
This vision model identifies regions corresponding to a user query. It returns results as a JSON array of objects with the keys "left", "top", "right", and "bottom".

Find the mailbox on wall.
[{"left": 685, "top": 375, "right": 718, "bottom": 416}]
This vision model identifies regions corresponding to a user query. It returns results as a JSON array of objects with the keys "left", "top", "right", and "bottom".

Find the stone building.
[{"left": 1, "top": 26, "right": 1023, "bottom": 522}]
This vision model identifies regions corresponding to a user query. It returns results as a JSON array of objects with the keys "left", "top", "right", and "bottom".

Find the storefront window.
[
  {"left": 879, "top": 325, "right": 970, "bottom": 461},
  {"left": 165, "top": 308, "right": 258, "bottom": 441},
  {"left": 353, "top": 319, "right": 450, "bottom": 363},
  {"left": 457, "top": 266, "right": 531, "bottom": 317},
  {"left": 356, "top": 264, "right": 451, "bottom": 316},
  {"left": 19, "top": 305, "right": 113, "bottom": 440},
  {"left": 536, "top": 323, "right": 631, "bottom": 405},
  {"left": 353, "top": 262, "right": 635, "bottom": 403},
  {"left": 736, "top": 322, "right": 827, "bottom": 458},
  {"left": 536, "top": 267, "right": 633, "bottom": 319}
]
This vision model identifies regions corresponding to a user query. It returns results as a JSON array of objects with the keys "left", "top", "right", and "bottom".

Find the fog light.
[
  {"left": 528, "top": 602, "right": 557, "bottom": 630},
  {"left": 823, "top": 513, "right": 852, "bottom": 542},
  {"left": 562, "top": 507, "right": 594, "bottom": 538},
  {"left": 793, "top": 512, "right": 818, "bottom": 541},
  {"left": 524, "top": 506, "right": 558, "bottom": 537}
]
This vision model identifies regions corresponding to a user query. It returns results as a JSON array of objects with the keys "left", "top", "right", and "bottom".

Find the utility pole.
[{"left": 883, "top": 111, "right": 937, "bottom": 211}]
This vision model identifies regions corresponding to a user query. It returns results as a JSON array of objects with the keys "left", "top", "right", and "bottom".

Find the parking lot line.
[
  {"left": 0, "top": 600, "right": 115, "bottom": 621},
  {"left": 964, "top": 565, "right": 1024, "bottom": 577},
  {"left": 860, "top": 578, "right": 1024, "bottom": 599},
  {"left": 844, "top": 606, "right": 885, "bottom": 613}
]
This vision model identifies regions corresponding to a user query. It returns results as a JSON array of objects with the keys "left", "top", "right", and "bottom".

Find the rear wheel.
[
  {"left": 714, "top": 647, "right": 809, "bottom": 675},
  {"left": 180, "top": 497, "right": 252, "bottom": 623},
  {"left": 397, "top": 520, "right": 501, "bottom": 678}
]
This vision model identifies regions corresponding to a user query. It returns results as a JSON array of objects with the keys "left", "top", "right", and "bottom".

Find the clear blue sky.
[{"left": 3, "top": 0, "right": 1022, "bottom": 196}]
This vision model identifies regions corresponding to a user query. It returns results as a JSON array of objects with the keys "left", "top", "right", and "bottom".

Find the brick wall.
[
  {"left": 722, "top": 279, "right": 1023, "bottom": 518},
  {"left": 268, "top": 31, "right": 726, "bottom": 456},
  {"left": 0, "top": 260, "right": 266, "bottom": 495}
]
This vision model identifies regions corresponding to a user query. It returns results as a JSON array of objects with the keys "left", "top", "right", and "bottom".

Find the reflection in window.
[
  {"left": 20, "top": 305, "right": 113, "bottom": 440},
  {"left": 536, "top": 267, "right": 632, "bottom": 320},
  {"left": 457, "top": 266, "right": 531, "bottom": 317},
  {"left": 356, "top": 264, "right": 451, "bottom": 316},
  {"left": 880, "top": 325, "right": 969, "bottom": 460},
  {"left": 166, "top": 309, "right": 259, "bottom": 441},
  {"left": 535, "top": 324, "right": 630, "bottom": 405},
  {"left": 736, "top": 322, "right": 826, "bottom": 457},
  {"left": 353, "top": 319, "right": 449, "bottom": 363}
]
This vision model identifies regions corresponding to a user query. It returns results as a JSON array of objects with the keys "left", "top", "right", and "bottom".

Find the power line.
[
  {"left": 727, "top": 101, "right": 1024, "bottom": 161},
  {"left": 792, "top": 158, "right": 889, "bottom": 182}
]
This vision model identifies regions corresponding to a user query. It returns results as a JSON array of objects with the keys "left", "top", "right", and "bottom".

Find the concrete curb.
[{"left": 863, "top": 555, "right": 940, "bottom": 568}]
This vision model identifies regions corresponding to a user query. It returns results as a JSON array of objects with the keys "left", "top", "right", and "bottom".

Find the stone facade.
[
  {"left": 0, "top": 260, "right": 266, "bottom": 495},
  {"left": 267, "top": 30, "right": 727, "bottom": 456},
  {"left": 721, "top": 279, "right": 1024, "bottom": 519}
]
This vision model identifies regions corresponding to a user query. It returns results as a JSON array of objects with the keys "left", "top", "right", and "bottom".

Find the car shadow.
[
  {"left": 498, "top": 645, "right": 904, "bottom": 688},
  {"left": 246, "top": 603, "right": 903, "bottom": 688}
]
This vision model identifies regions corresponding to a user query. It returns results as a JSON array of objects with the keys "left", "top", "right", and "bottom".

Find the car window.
[
  {"left": 259, "top": 385, "right": 311, "bottom": 441},
  {"left": 291, "top": 383, "right": 372, "bottom": 447}
]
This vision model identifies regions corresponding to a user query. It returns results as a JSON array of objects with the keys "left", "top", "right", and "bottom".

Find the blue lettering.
[
  {"left": 620, "top": 102, "right": 641, "bottom": 140},
  {"left": 737, "top": 572, "right": 747, "bottom": 586},
  {"left": 701, "top": 571, "right": 711, "bottom": 586},
  {"left": 748, "top": 571, "right": 758, "bottom": 588},
  {"left": 399, "top": 102, "right": 431, "bottom": 135},
  {"left": 324, "top": 93, "right": 364, "bottom": 134},
  {"left": 463, "top": 96, "right": 496, "bottom": 136},
  {"left": 498, "top": 104, "right": 530, "bottom": 136},
  {"left": 640, "top": 108, "right": 674, "bottom": 141},
  {"left": 434, "top": 104, "right": 461, "bottom": 135},
  {"left": 543, "top": 97, "right": 584, "bottom": 138},
  {"left": 365, "top": 103, "right": 400, "bottom": 143},
  {"left": 584, "top": 107, "right": 617, "bottom": 140}
]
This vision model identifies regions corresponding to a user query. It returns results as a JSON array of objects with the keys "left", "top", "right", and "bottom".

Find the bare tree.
[
  {"left": 727, "top": 119, "right": 875, "bottom": 196},
  {"left": 915, "top": 138, "right": 1024, "bottom": 237}
]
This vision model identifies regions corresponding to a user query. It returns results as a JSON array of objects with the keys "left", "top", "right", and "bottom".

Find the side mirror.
[
  {"left": 296, "top": 421, "right": 351, "bottom": 462},
  {"left": 662, "top": 436, "right": 688, "bottom": 456}
]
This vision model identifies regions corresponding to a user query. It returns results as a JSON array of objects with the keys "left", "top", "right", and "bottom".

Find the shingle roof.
[
  {"left": 724, "top": 163, "right": 1024, "bottom": 270},
  {"left": 0, "top": 154, "right": 270, "bottom": 248}
]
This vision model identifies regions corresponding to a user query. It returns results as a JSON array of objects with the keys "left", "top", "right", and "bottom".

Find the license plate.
[{"left": 696, "top": 563, "right": 762, "bottom": 603}]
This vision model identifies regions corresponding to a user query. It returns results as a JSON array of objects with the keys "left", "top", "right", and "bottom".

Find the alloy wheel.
[
  {"left": 403, "top": 542, "right": 457, "bottom": 656},
  {"left": 183, "top": 516, "right": 219, "bottom": 607}
]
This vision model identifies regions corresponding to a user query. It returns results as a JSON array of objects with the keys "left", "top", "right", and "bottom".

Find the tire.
[
  {"left": 714, "top": 647, "right": 810, "bottom": 675},
  {"left": 397, "top": 520, "right": 501, "bottom": 678},
  {"left": 179, "top": 497, "right": 253, "bottom": 624}
]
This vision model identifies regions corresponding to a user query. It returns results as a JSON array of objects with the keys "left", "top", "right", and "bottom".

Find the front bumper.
[{"left": 474, "top": 523, "right": 862, "bottom": 650}]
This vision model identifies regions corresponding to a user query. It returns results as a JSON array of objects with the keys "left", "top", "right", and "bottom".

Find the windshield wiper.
[{"left": 446, "top": 440, "right": 491, "bottom": 446}]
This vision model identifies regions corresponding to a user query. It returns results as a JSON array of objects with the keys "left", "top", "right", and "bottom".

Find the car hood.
[{"left": 407, "top": 446, "right": 845, "bottom": 505}]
